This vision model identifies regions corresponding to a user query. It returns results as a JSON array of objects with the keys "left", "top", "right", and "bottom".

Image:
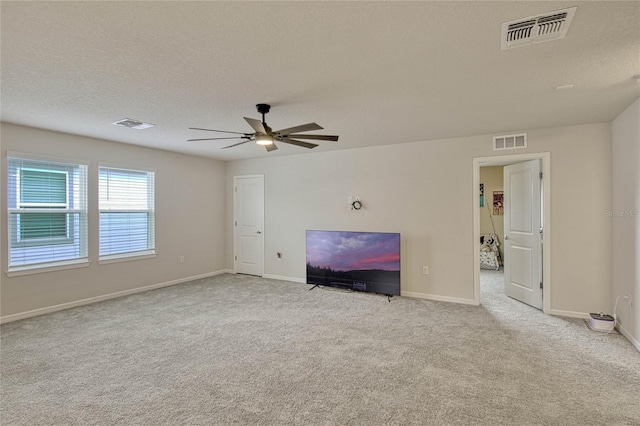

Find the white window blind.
[
  {"left": 7, "top": 155, "right": 88, "bottom": 269},
  {"left": 99, "top": 166, "right": 155, "bottom": 259}
]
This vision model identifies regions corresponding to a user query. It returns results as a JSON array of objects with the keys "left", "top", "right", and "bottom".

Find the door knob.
[
  {"left": 256, "top": 230, "right": 262, "bottom": 234},
  {"left": 504, "top": 235, "right": 509, "bottom": 240}
]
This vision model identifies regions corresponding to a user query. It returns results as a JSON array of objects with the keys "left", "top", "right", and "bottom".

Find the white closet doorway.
[{"left": 233, "top": 175, "right": 264, "bottom": 276}]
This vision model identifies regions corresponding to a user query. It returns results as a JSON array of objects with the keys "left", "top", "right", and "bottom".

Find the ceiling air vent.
[
  {"left": 493, "top": 134, "right": 527, "bottom": 151},
  {"left": 112, "top": 118, "right": 155, "bottom": 130},
  {"left": 501, "top": 7, "right": 577, "bottom": 50}
]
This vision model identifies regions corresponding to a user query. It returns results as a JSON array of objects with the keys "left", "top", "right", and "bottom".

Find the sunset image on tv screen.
[{"left": 306, "top": 230, "right": 400, "bottom": 295}]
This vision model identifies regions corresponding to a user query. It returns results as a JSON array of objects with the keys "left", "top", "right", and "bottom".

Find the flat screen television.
[{"left": 306, "top": 230, "right": 401, "bottom": 296}]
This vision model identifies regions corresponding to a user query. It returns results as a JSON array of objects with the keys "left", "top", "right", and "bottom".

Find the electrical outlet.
[
  {"left": 422, "top": 266, "right": 429, "bottom": 275},
  {"left": 626, "top": 294, "right": 633, "bottom": 307},
  {"left": 180, "top": 256, "right": 184, "bottom": 264}
]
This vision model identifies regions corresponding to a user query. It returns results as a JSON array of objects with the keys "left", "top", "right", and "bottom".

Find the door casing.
[{"left": 472, "top": 153, "right": 551, "bottom": 313}]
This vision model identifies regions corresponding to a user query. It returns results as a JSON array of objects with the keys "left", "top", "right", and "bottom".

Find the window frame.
[
  {"left": 6, "top": 152, "right": 89, "bottom": 275},
  {"left": 98, "top": 164, "right": 156, "bottom": 263},
  {"left": 14, "top": 167, "right": 74, "bottom": 246}
]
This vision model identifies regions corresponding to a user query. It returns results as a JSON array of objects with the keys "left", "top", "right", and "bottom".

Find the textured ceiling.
[{"left": 1, "top": 1, "right": 639, "bottom": 161}]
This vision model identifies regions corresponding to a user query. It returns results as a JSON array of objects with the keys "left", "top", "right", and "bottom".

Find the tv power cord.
[{"left": 611, "top": 294, "right": 633, "bottom": 334}]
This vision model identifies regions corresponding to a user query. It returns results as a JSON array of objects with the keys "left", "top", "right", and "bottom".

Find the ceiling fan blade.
[
  {"left": 274, "top": 123, "right": 323, "bottom": 135},
  {"left": 285, "top": 134, "right": 339, "bottom": 142},
  {"left": 221, "top": 139, "right": 254, "bottom": 149},
  {"left": 189, "top": 127, "right": 248, "bottom": 135},
  {"left": 265, "top": 142, "right": 278, "bottom": 152},
  {"left": 187, "top": 136, "right": 248, "bottom": 142},
  {"left": 277, "top": 138, "right": 318, "bottom": 149},
  {"left": 244, "top": 117, "right": 267, "bottom": 134}
]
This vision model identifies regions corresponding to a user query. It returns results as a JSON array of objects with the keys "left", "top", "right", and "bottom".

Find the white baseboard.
[
  {"left": 262, "top": 274, "right": 306, "bottom": 284},
  {"left": 549, "top": 310, "right": 639, "bottom": 352},
  {"left": 263, "top": 279, "right": 476, "bottom": 305},
  {"left": 548, "top": 309, "right": 590, "bottom": 319},
  {"left": 401, "top": 290, "right": 478, "bottom": 306},
  {"left": 616, "top": 323, "right": 640, "bottom": 352},
  {"left": 0, "top": 270, "right": 231, "bottom": 324}
]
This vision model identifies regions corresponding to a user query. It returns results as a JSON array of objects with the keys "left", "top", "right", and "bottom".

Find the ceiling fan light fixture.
[
  {"left": 189, "top": 104, "right": 339, "bottom": 152},
  {"left": 255, "top": 134, "right": 274, "bottom": 145}
]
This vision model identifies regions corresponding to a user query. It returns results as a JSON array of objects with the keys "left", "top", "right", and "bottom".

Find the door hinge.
[
  {"left": 235, "top": 186, "right": 237, "bottom": 192},
  {"left": 540, "top": 282, "right": 543, "bottom": 289},
  {"left": 235, "top": 255, "right": 237, "bottom": 261},
  {"left": 539, "top": 172, "right": 543, "bottom": 179},
  {"left": 235, "top": 221, "right": 237, "bottom": 226}
]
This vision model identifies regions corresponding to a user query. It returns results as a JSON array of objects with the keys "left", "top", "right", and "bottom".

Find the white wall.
[
  {"left": 1, "top": 123, "right": 227, "bottom": 319},
  {"left": 226, "top": 123, "right": 612, "bottom": 313},
  {"left": 0, "top": 120, "right": 620, "bottom": 324},
  {"left": 612, "top": 97, "right": 640, "bottom": 348}
]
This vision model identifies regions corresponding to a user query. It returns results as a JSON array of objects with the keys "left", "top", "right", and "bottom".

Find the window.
[
  {"left": 99, "top": 166, "right": 155, "bottom": 260},
  {"left": 19, "top": 168, "right": 69, "bottom": 241},
  {"left": 7, "top": 154, "right": 88, "bottom": 270}
]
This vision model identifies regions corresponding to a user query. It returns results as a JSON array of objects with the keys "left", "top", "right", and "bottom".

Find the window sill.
[
  {"left": 6, "top": 259, "right": 91, "bottom": 277},
  {"left": 98, "top": 251, "right": 156, "bottom": 265}
]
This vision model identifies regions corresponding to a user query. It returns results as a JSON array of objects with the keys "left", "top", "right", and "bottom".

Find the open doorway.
[
  {"left": 473, "top": 153, "right": 551, "bottom": 314},
  {"left": 479, "top": 166, "right": 504, "bottom": 272},
  {"left": 478, "top": 165, "right": 507, "bottom": 310}
]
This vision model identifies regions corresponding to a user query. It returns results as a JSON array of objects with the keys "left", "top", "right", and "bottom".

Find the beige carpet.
[{"left": 1, "top": 271, "right": 639, "bottom": 425}]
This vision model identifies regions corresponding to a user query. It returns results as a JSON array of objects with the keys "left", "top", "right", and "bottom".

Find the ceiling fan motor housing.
[{"left": 256, "top": 103, "right": 271, "bottom": 115}]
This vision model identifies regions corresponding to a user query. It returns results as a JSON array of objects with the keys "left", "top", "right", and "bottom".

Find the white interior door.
[
  {"left": 234, "top": 175, "right": 264, "bottom": 276},
  {"left": 503, "top": 160, "right": 542, "bottom": 309}
]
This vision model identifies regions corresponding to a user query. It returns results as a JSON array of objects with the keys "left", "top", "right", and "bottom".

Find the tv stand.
[{"left": 308, "top": 284, "right": 395, "bottom": 302}]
